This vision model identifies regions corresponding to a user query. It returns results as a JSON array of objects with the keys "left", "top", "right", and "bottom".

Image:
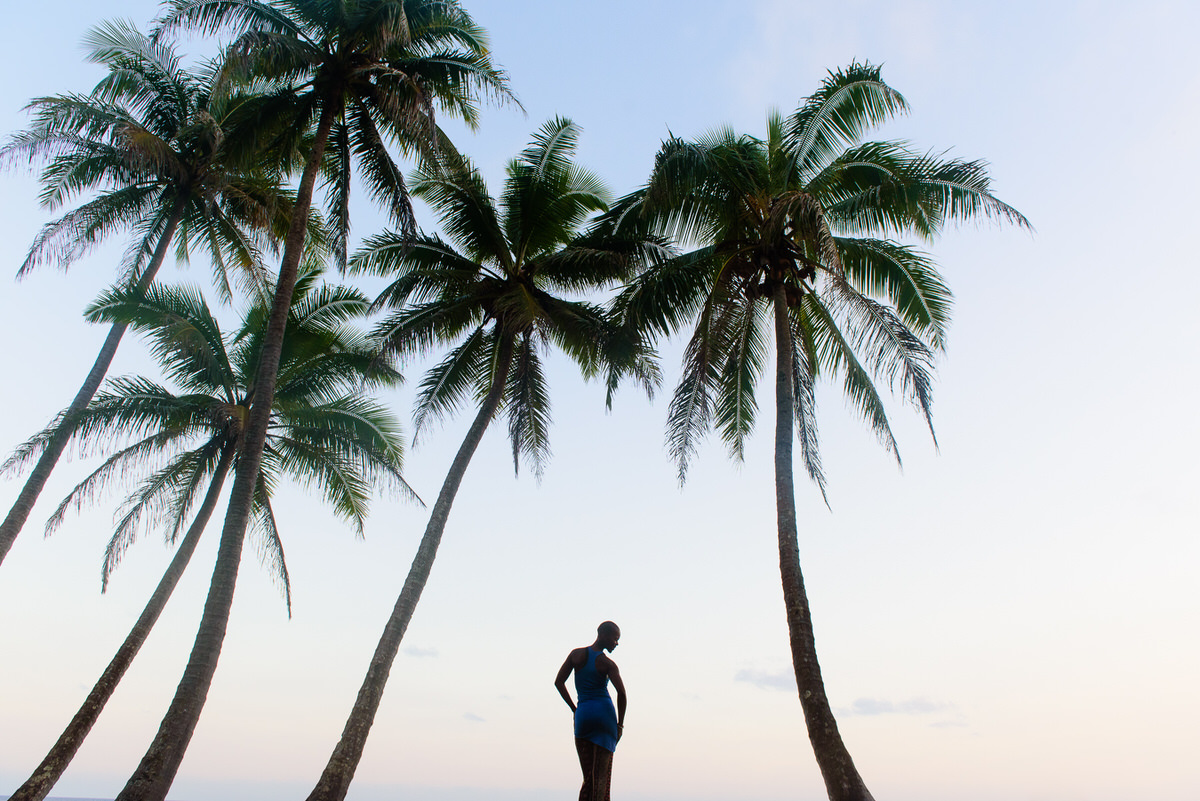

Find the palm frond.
[
  {"left": 192, "top": 198, "right": 272, "bottom": 304},
  {"left": 835, "top": 237, "right": 952, "bottom": 349},
  {"left": 505, "top": 332, "right": 552, "bottom": 478},
  {"left": 275, "top": 396, "right": 418, "bottom": 505},
  {"left": 38, "top": 378, "right": 213, "bottom": 455},
  {"left": 809, "top": 140, "right": 929, "bottom": 237},
  {"left": 502, "top": 118, "right": 609, "bottom": 264},
  {"left": 387, "top": 47, "right": 514, "bottom": 129},
  {"left": 101, "top": 442, "right": 224, "bottom": 588},
  {"left": 805, "top": 294, "right": 901, "bottom": 462},
  {"left": 790, "top": 303, "right": 827, "bottom": 502},
  {"left": 601, "top": 310, "right": 662, "bottom": 410},
  {"left": 249, "top": 481, "right": 292, "bottom": 616},
  {"left": 159, "top": 441, "right": 228, "bottom": 545},
  {"left": 86, "top": 283, "right": 238, "bottom": 397},
  {"left": 44, "top": 430, "right": 186, "bottom": 539},
  {"left": 348, "top": 97, "right": 416, "bottom": 239},
  {"left": 536, "top": 295, "right": 610, "bottom": 377},
  {"left": 665, "top": 293, "right": 738, "bottom": 483},
  {"left": 642, "top": 132, "right": 764, "bottom": 248},
  {"left": 411, "top": 148, "right": 509, "bottom": 268},
  {"left": 714, "top": 296, "right": 768, "bottom": 462},
  {"left": 352, "top": 232, "right": 484, "bottom": 308},
  {"left": 411, "top": 326, "right": 488, "bottom": 439},
  {"left": 901, "top": 150, "right": 1032, "bottom": 233},
  {"left": 786, "top": 61, "right": 908, "bottom": 181},
  {"left": 371, "top": 295, "right": 485, "bottom": 364},
  {"left": 155, "top": 0, "right": 308, "bottom": 43},
  {"left": 610, "top": 246, "right": 719, "bottom": 341},
  {"left": 265, "top": 437, "right": 371, "bottom": 534},
  {"left": 534, "top": 236, "right": 656, "bottom": 295},
  {"left": 0, "top": 425, "right": 59, "bottom": 479},
  {"left": 322, "top": 119, "right": 353, "bottom": 269},
  {"left": 17, "top": 185, "right": 158, "bottom": 276},
  {"left": 826, "top": 278, "right": 938, "bottom": 443}
]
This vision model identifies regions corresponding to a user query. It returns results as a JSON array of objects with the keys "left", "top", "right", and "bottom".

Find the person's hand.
[{"left": 616, "top": 723, "right": 624, "bottom": 742}]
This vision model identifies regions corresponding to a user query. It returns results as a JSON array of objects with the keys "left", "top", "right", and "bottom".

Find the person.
[{"left": 555, "top": 621, "right": 627, "bottom": 801}]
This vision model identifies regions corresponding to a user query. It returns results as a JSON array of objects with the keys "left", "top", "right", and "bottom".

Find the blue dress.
[{"left": 574, "top": 647, "right": 618, "bottom": 752}]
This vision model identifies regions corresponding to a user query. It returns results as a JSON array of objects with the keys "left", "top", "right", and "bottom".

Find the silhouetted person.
[{"left": 555, "top": 621, "right": 627, "bottom": 801}]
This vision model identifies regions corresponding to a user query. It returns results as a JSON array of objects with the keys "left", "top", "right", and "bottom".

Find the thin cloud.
[
  {"left": 463, "top": 712, "right": 485, "bottom": 723},
  {"left": 929, "top": 718, "right": 970, "bottom": 729},
  {"left": 403, "top": 646, "right": 439, "bottom": 658},
  {"left": 734, "top": 668, "right": 796, "bottom": 692},
  {"left": 841, "top": 697, "right": 954, "bottom": 716}
]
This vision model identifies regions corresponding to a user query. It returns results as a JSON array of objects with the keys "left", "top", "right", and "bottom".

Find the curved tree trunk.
[
  {"left": 772, "top": 287, "right": 874, "bottom": 801},
  {"left": 0, "top": 204, "right": 186, "bottom": 569},
  {"left": 7, "top": 448, "right": 234, "bottom": 801},
  {"left": 305, "top": 334, "right": 516, "bottom": 801},
  {"left": 114, "top": 105, "right": 337, "bottom": 801}
]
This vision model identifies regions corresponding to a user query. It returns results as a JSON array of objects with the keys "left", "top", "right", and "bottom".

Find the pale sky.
[{"left": 1, "top": 2, "right": 1198, "bottom": 801}]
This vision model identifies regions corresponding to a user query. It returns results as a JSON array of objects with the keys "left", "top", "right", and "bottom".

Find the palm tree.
[
  {"left": 114, "top": 4, "right": 506, "bottom": 796},
  {"left": 610, "top": 63, "right": 1029, "bottom": 801},
  {"left": 1, "top": 272, "right": 410, "bottom": 801},
  {"left": 0, "top": 20, "right": 294, "bottom": 567},
  {"left": 105, "top": 3, "right": 504, "bottom": 796},
  {"left": 303, "top": 117, "right": 659, "bottom": 801}
]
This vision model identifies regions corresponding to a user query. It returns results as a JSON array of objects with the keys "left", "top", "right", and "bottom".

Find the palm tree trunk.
[
  {"left": 7, "top": 447, "right": 234, "bottom": 801},
  {"left": 114, "top": 104, "right": 337, "bottom": 801},
  {"left": 0, "top": 203, "right": 186, "bottom": 569},
  {"left": 772, "top": 287, "right": 874, "bottom": 801},
  {"left": 305, "top": 333, "right": 516, "bottom": 801}
]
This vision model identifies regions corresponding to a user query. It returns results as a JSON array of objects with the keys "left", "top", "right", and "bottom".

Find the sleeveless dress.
[{"left": 573, "top": 647, "right": 619, "bottom": 752}]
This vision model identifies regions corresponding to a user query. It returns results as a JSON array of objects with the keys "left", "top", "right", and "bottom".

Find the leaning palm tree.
[
  {"left": 110, "top": 4, "right": 507, "bottom": 797},
  {"left": 610, "top": 63, "right": 1029, "bottom": 801},
  {"left": 304, "top": 117, "right": 659, "bottom": 801},
  {"left": 0, "top": 20, "right": 296, "bottom": 567},
  {"left": 1, "top": 272, "right": 411, "bottom": 801}
]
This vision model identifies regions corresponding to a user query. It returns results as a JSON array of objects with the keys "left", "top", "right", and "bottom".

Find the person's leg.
[
  {"left": 595, "top": 747, "right": 613, "bottom": 801},
  {"left": 575, "top": 738, "right": 594, "bottom": 801},
  {"left": 575, "top": 739, "right": 613, "bottom": 801}
]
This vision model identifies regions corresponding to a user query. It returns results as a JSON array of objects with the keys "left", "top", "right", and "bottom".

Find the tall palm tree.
[
  {"left": 303, "top": 117, "right": 659, "bottom": 801},
  {"left": 0, "top": 20, "right": 294, "bottom": 567},
  {"left": 1, "top": 272, "right": 411, "bottom": 801},
  {"left": 610, "top": 63, "right": 1029, "bottom": 801},
  {"left": 114, "top": 4, "right": 507, "bottom": 797}
]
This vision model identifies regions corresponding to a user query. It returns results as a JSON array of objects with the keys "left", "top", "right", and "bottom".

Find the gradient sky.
[{"left": 1, "top": 2, "right": 1198, "bottom": 801}]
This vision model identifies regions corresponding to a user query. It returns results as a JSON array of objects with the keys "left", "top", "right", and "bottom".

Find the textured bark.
[
  {"left": 305, "top": 334, "right": 516, "bottom": 801},
  {"left": 772, "top": 287, "right": 874, "bottom": 801},
  {"left": 6, "top": 448, "right": 234, "bottom": 801},
  {"left": 0, "top": 204, "right": 186, "bottom": 568},
  {"left": 114, "top": 104, "right": 337, "bottom": 801}
]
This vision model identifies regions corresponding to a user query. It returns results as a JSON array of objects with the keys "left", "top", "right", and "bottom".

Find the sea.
[
  {"left": 17, "top": 786, "right": 559, "bottom": 801},
  {"left": 15, "top": 786, "right": 568, "bottom": 801}
]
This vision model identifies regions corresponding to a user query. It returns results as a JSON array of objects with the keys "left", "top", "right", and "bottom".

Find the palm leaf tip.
[{"left": 914, "top": 152, "right": 1033, "bottom": 232}]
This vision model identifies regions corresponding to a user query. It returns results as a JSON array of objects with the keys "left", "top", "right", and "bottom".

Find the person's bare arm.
[
  {"left": 605, "top": 659, "right": 627, "bottom": 738},
  {"left": 554, "top": 652, "right": 577, "bottom": 712}
]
